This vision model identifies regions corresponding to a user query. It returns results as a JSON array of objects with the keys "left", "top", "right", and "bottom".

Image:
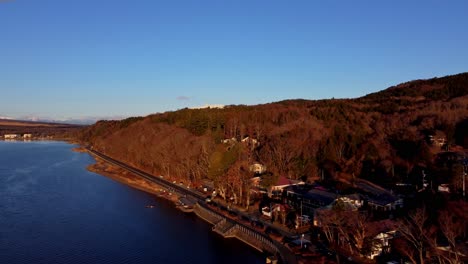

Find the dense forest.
[{"left": 78, "top": 72, "right": 468, "bottom": 206}]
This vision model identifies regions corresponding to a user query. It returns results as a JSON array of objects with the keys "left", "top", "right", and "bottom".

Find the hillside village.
[
  {"left": 79, "top": 73, "right": 468, "bottom": 263},
  {"left": 193, "top": 134, "right": 466, "bottom": 262}
]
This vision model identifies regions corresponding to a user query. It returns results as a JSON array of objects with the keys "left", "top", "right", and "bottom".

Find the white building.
[
  {"left": 191, "top": 104, "right": 225, "bottom": 109},
  {"left": 4, "top": 134, "right": 19, "bottom": 139},
  {"left": 366, "top": 220, "right": 397, "bottom": 259},
  {"left": 221, "top": 137, "right": 237, "bottom": 144},
  {"left": 369, "top": 230, "right": 397, "bottom": 259},
  {"left": 241, "top": 136, "right": 259, "bottom": 146},
  {"left": 249, "top": 162, "right": 266, "bottom": 174},
  {"left": 438, "top": 184, "right": 450, "bottom": 193}
]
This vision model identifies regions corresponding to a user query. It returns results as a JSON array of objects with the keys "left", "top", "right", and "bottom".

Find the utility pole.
[
  {"left": 301, "top": 199, "right": 303, "bottom": 218},
  {"left": 300, "top": 199, "right": 303, "bottom": 228},
  {"left": 463, "top": 157, "right": 467, "bottom": 199},
  {"left": 422, "top": 170, "right": 428, "bottom": 190},
  {"left": 463, "top": 166, "right": 465, "bottom": 199}
]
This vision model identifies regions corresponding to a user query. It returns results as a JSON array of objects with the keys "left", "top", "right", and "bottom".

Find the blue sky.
[{"left": 1, "top": 0, "right": 467, "bottom": 122}]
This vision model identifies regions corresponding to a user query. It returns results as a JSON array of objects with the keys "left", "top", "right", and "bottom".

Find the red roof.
[
  {"left": 368, "top": 219, "right": 397, "bottom": 237},
  {"left": 275, "top": 176, "right": 291, "bottom": 186}
]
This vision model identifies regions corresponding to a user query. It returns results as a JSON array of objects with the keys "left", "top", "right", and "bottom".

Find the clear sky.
[{"left": 1, "top": 0, "right": 467, "bottom": 122}]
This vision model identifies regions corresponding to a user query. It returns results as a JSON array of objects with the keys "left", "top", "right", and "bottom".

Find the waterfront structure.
[
  {"left": 4, "top": 134, "right": 19, "bottom": 139},
  {"left": 87, "top": 148, "right": 295, "bottom": 263},
  {"left": 23, "top": 134, "right": 32, "bottom": 139}
]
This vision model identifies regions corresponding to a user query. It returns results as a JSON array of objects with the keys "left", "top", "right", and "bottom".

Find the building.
[
  {"left": 250, "top": 176, "right": 261, "bottom": 187},
  {"left": 191, "top": 104, "right": 225, "bottom": 109},
  {"left": 366, "top": 220, "right": 397, "bottom": 259},
  {"left": 241, "top": 136, "right": 258, "bottom": 145},
  {"left": 249, "top": 162, "right": 266, "bottom": 174},
  {"left": 4, "top": 134, "right": 19, "bottom": 139},
  {"left": 271, "top": 176, "right": 304, "bottom": 193},
  {"left": 221, "top": 137, "right": 237, "bottom": 144},
  {"left": 241, "top": 137, "right": 260, "bottom": 149},
  {"left": 438, "top": 184, "right": 450, "bottom": 193},
  {"left": 332, "top": 194, "right": 363, "bottom": 211},
  {"left": 302, "top": 189, "right": 337, "bottom": 208},
  {"left": 355, "top": 179, "right": 403, "bottom": 211},
  {"left": 285, "top": 185, "right": 337, "bottom": 217},
  {"left": 23, "top": 134, "right": 32, "bottom": 139}
]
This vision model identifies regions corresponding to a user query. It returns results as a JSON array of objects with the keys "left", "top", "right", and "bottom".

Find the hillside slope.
[{"left": 79, "top": 72, "right": 468, "bottom": 202}]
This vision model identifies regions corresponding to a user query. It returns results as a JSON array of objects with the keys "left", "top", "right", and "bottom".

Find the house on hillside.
[
  {"left": 250, "top": 176, "right": 261, "bottom": 187},
  {"left": 285, "top": 185, "right": 337, "bottom": 217},
  {"left": 241, "top": 136, "right": 258, "bottom": 144},
  {"left": 249, "top": 162, "right": 266, "bottom": 174},
  {"left": 287, "top": 183, "right": 368, "bottom": 215},
  {"left": 366, "top": 220, "right": 397, "bottom": 259},
  {"left": 355, "top": 179, "right": 403, "bottom": 211},
  {"left": 303, "top": 188, "right": 337, "bottom": 208},
  {"left": 262, "top": 203, "right": 292, "bottom": 226},
  {"left": 270, "top": 176, "right": 304, "bottom": 194},
  {"left": 241, "top": 136, "right": 259, "bottom": 148},
  {"left": 366, "top": 193, "right": 403, "bottom": 211},
  {"left": 437, "top": 184, "right": 450, "bottom": 193},
  {"left": 428, "top": 131, "right": 447, "bottom": 147},
  {"left": 436, "top": 137, "right": 446, "bottom": 147},
  {"left": 221, "top": 137, "right": 237, "bottom": 144},
  {"left": 332, "top": 194, "right": 363, "bottom": 211}
]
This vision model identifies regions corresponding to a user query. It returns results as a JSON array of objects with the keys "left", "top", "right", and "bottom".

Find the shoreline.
[
  {"left": 80, "top": 148, "right": 298, "bottom": 264},
  {"left": 85, "top": 153, "right": 181, "bottom": 205}
]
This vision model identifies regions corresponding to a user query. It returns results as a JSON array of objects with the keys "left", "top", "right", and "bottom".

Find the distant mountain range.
[
  {"left": 0, "top": 119, "right": 82, "bottom": 137},
  {"left": 0, "top": 116, "right": 128, "bottom": 125}
]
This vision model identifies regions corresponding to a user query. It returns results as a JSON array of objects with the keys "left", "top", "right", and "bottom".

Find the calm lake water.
[{"left": 0, "top": 141, "right": 263, "bottom": 264}]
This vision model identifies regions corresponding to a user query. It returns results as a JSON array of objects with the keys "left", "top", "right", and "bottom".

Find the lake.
[{"left": 0, "top": 141, "right": 264, "bottom": 264}]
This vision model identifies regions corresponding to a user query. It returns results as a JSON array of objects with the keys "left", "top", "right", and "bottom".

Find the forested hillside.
[{"left": 79, "top": 72, "right": 468, "bottom": 202}]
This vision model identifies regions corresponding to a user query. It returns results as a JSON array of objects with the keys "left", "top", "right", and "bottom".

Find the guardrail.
[{"left": 196, "top": 202, "right": 288, "bottom": 263}]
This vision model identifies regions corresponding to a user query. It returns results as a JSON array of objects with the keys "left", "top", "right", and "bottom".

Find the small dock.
[
  {"left": 212, "top": 219, "right": 236, "bottom": 238},
  {"left": 194, "top": 203, "right": 294, "bottom": 262}
]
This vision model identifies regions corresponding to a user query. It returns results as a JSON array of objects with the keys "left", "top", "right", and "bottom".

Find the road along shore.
[{"left": 80, "top": 147, "right": 297, "bottom": 264}]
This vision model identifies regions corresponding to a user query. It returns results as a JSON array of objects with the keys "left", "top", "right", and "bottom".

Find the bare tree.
[
  {"left": 315, "top": 208, "right": 347, "bottom": 246},
  {"left": 434, "top": 210, "right": 466, "bottom": 264},
  {"left": 397, "top": 207, "right": 432, "bottom": 264},
  {"left": 346, "top": 212, "right": 371, "bottom": 255},
  {"left": 265, "top": 139, "right": 295, "bottom": 177}
]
